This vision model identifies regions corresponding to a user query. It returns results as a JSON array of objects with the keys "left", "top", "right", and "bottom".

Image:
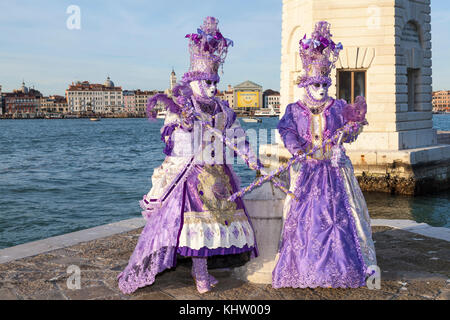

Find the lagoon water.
[{"left": 0, "top": 115, "right": 449, "bottom": 249}]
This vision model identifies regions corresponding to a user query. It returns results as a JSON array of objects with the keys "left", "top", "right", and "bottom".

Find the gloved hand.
[{"left": 331, "top": 145, "right": 349, "bottom": 168}]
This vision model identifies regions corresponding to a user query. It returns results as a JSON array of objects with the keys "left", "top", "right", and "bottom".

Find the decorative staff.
[{"left": 228, "top": 121, "right": 365, "bottom": 202}]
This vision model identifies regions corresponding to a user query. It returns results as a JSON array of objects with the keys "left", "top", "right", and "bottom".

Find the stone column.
[{"left": 233, "top": 181, "right": 286, "bottom": 284}]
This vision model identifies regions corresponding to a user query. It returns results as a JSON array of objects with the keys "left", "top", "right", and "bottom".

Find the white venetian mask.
[
  {"left": 307, "top": 82, "right": 329, "bottom": 101},
  {"left": 190, "top": 80, "right": 218, "bottom": 98}
]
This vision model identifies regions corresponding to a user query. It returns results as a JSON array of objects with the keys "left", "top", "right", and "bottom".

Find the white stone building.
[
  {"left": 135, "top": 90, "right": 161, "bottom": 115},
  {"left": 66, "top": 77, "right": 123, "bottom": 114},
  {"left": 39, "top": 96, "right": 68, "bottom": 114},
  {"left": 263, "top": 89, "right": 281, "bottom": 111}
]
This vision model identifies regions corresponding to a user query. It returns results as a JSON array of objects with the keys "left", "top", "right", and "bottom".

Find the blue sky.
[{"left": 0, "top": 0, "right": 448, "bottom": 96}]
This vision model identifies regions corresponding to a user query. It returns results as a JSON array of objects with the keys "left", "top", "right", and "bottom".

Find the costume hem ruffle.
[{"left": 177, "top": 244, "right": 254, "bottom": 257}]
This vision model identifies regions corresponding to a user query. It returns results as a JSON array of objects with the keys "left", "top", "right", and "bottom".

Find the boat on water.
[
  {"left": 432, "top": 111, "right": 449, "bottom": 114},
  {"left": 44, "top": 113, "right": 63, "bottom": 119},
  {"left": 90, "top": 117, "right": 101, "bottom": 121},
  {"left": 156, "top": 110, "right": 167, "bottom": 119},
  {"left": 254, "top": 105, "right": 279, "bottom": 117},
  {"left": 241, "top": 117, "right": 262, "bottom": 123}
]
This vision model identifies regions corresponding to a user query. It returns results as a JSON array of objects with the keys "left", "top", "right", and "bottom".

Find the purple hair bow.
[
  {"left": 301, "top": 37, "right": 312, "bottom": 50},
  {"left": 301, "top": 37, "right": 323, "bottom": 51},
  {"left": 319, "top": 36, "right": 329, "bottom": 47},
  {"left": 213, "top": 31, "right": 233, "bottom": 47},
  {"left": 318, "top": 36, "right": 330, "bottom": 52},
  {"left": 197, "top": 28, "right": 214, "bottom": 41},
  {"left": 301, "top": 34, "right": 341, "bottom": 53},
  {"left": 186, "top": 33, "right": 201, "bottom": 44},
  {"left": 225, "top": 38, "right": 233, "bottom": 47},
  {"left": 196, "top": 28, "right": 221, "bottom": 52},
  {"left": 312, "top": 39, "right": 321, "bottom": 48}
]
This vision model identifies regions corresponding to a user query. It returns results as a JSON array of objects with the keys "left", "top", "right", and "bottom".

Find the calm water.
[{"left": 0, "top": 115, "right": 449, "bottom": 249}]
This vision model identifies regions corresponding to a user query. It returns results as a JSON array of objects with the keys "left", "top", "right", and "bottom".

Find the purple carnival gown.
[
  {"left": 118, "top": 96, "right": 258, "bottom": 294},
  {"left": 272, "top": 98, "right": 377, "bottom": 289}
]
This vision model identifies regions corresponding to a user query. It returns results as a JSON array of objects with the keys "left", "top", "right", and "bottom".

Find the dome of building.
[
  {"left": 20, "top": 81, "right": 29, "bottom": 94},
  {"left": 104, "top": 76, "right": 114, "bottom": 88}
]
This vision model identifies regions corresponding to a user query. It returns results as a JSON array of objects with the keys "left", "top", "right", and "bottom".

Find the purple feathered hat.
[
  {"left": 297, "top": 21, "right": 343, "bottom": 88},
  {"left": 182, "top": 16, "right": 233, "bottom": 83}
]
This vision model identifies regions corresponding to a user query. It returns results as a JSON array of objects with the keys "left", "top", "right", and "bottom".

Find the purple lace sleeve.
[{"left": 277, "top": 104, "right": 308, "bottom": 155}]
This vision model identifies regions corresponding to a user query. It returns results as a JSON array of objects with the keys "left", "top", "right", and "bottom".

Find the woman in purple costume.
[
  {"left": 118, "top": 17, "right": 259, "bottom": 294},
  {"left": 272, "top": 21, "right": 377, "bottom": 289}
]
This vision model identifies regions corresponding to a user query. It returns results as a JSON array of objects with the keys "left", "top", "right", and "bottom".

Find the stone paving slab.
[
  {"left": 0, "top": 218, "right": 145, "bottom": 264},
  {"left": 2, "top": 218, "right": 448, "bottom": 265},
  {"left": 0, "top": 226, "right": 449, "bottom": 300},
  {"left": 371, "top": 219, "right": 450, "bottom": 242}
]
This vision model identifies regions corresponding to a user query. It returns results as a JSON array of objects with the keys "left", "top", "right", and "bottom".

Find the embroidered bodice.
[{"left": 277, "top": 98, "right": 362, "bottom": 160}]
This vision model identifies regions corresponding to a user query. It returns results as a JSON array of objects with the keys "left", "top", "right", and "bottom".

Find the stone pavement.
[{"left": 0, "top": 226, "right": 448, "bottom": 300}]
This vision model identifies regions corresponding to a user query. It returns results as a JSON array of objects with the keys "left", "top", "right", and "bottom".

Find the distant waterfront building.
[
  {"left": 66, "top": 76, "right": 123, "bottom": 114},
  {"left": 233, "top": 81, "right": 263, "bottom": 115},
  {"left": 262, "top": 89, "right": 280, "bottom": 111},
  {"left": 216, "top": 91, "right": 225, "bottom": 100},
  {"left": 164, "top": 69, "right": 178, "bottom": 96},
  {"left": 223, "top": 85, "right": 234, "bottom": 109},
  {"left": 135, "top": 90, "right": 161, "bottom": 115},
  {"left": 432, "top": 91, "right": 450, "bottom": 112},
  {"left": 39, "top": 95, "right": 68, "bottom": 115},
  {"left": 0, "top": 85, "right": 3, "bottom": 115},
  {"left": 2, "top": 81, "right": 43, "bottom": 118},
  {"left": 170, "top": 68, "right": 177, "bottom": 91},
  {"left": 123, "top": 90, "right": 137, "bottom": 113},
  {"left": 212, "top": 85, "right": 233, "bottom": 108}
]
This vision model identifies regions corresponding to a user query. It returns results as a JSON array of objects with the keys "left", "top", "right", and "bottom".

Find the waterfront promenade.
[{"left": 0, "top": 218, "right": 448, "bottom": 300}]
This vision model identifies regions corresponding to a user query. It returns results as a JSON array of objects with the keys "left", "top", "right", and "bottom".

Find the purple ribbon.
[
  {"left": 300, "top": 36, "right": 342, "bottom": 53},
  {"left": 185, "top": 33, "right": 201, "bottom": 44}
]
